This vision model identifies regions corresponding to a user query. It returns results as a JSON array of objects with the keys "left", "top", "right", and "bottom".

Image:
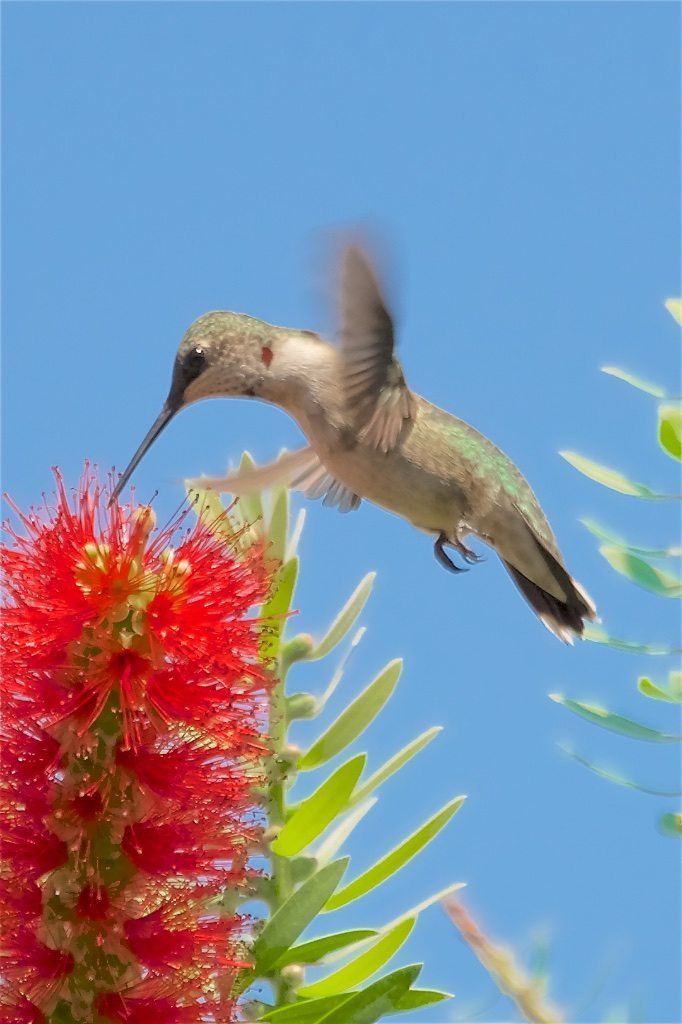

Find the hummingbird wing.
[
  {"left": 189, "top": 446, "right": 362, "bottom": 513},
  {"left": 340, "top": 246, "right": 415, "bottom": 454}
]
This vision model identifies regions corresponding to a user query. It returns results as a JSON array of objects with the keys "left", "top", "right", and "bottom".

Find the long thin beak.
[{"left": 110, "top": 400, "right": 177, "bottom": 504}]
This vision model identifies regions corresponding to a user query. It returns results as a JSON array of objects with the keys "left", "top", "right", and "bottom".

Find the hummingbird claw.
[
  {"left": 434, "top": 533, "right": 468, "bottom": 574},
  {"left": 453, "top": 539, "right": 484, "bottom": 565}
]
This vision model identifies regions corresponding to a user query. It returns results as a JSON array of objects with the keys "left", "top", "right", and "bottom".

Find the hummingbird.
[{"left": 112, "top": 247, "right": 596, "bottom": 643}]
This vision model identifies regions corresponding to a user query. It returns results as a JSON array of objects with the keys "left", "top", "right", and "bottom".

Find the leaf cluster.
[
  {"left": 556, "top": 300, "right": 681, "bottom": 835},
  {"left": 189, "top": 466, "right": 465, "bottom": 1022}
]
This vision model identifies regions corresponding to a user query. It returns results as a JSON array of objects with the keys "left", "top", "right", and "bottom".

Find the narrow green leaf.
[
  {"left": 580, "top": 519, "right": 681, "bottom": 559},
  {"left": 550, "top": 694, "right": 680, "bottom": 742},
  {"left": 316, "top": 964, "right": 422, "bottom": 1024},
  {"left": 300, "top": 660, "right": 401, "bottom": 770},
  {"left": 252, "top": 858, "right": 349, "bottom": 974},
  {"left": 315, "top": 627, "right": 366, "bottom": 715},
  {"left": 378, "top": 881, "right": 466, "bottom": 934},
  {"left": 237, "top": 450, "right": 264, "bottom": 527},
  {"left": 584, "top": 626, "right": 680, "bottom": 655},
  {"left": 268, "top": 487, "right": 289, "bottom": 562},
  {"left": 186, "top": 485, "right": 228, "bottom": 532},
  {"left": 659, "top": 404, "right": 682, "bottom": 461},
  {"left": 315, "top": 799, "right": 378, "bottom": 865},
  {"left": 323, "top": 881, "right": 465, "bottom": 965},
  {"left": 260, "top": 557, "right": 298, "bottom": 659},
  {"left": 324, "top": 797, "right": 466, "bottom": 912},
  {"left": 638, "top": 677, "right": 681, "bottom": 703},
  {"left": 599, "top": 546, "right": 682, "bottom": 597},
  {"left": 286, "top": 507, "right": 307, "bottom": 561},
  {"left": 298, "top": 918, "right": 416, "bottom": 998},
  {"left": 273, "top": 929, "right": 378, "bottom": 970},
  {"left": 186, "top": 483, "right": 259, "bottom": 551},
  {"left": 558, "top": 745, "right": 682, "bottom": 797},
  {"left": 560, "top": 451, "right": 677, "bottom": 500},
  {"left": 350, "top": 727, "right": 442, "bottom": 806},
  {"left": 393, "top": 988, "right": 453, "bottom": 1012},
  {"left": 262, "top": 996, "right": 346, "bottom": 1024},
  {"left": 670, "top": 671, "right": 682, "bottom": 698},
  {"left": 665, "top": 298, "right": 682, "bottom": 325},
  {"left": 660, "top": 812, "right": 682, "bottom": 836},
  {"left": 272, "top": 756, "right": 366, "bottom": 857},
  {"left": 309, "top": 573, "right": 375, "bottom": 661},
  {"left": 261, "top": 987, "right": 451, "bottom": 1021},
  {"left": 601, "top": 366, "right": 666, "bottom": 398}
]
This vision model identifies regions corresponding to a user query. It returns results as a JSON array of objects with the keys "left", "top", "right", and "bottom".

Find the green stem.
[{"left": 266, "top": 653, "right": 299, "bottom": 1006}]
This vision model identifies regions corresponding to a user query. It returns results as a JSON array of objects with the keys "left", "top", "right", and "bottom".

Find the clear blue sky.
[{"left": 3, "top": 3, "right": 680, "bottom": 1021}]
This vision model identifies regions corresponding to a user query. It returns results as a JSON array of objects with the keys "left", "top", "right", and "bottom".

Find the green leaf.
[
  {"left": 316, "top": 964, "right": 422, "bottom": 1024},
  {"left": 580, "top": 519, "right": 681, "bottom": 559},
  {"left": 550, "top": 694, "right": 680, "bottom": 742},
  {"left": 268, "top": 488, "right": 289, "bottom": 562},
  {"left": 601, "top": 366, "right": 666, "bottom": 398},
  {"left": 314, "top": 799, "right": 377, "bottom": 864},
  {"left": 262, "top": 996, "right": 346, "bottom": 1024},
  {"left": 638, "top": 677, "right": 681, "bottom": 703},
  {"left": 273, "top": 929, "right": 378, "bottom": 969},
  {"left": 659, "top": 404, "right": 682, "bottom": 461},
  {"left": 298, "top": 918, "right": 416, "bottom": 998},
  {"left": 560, "top": 451, "right": 678, "bottom": 500},
  {"left": 378, "top": 881, "right": 466, "bottom": 934},
  {"left": 186, "top": 485, "right": 229, "bottom": 533},
  {"left": 324, "top": 797, "right": 466, "bottom": 912},
  {"left": 584, "top": 626, "right": 680, "bottom": 656},
  {"left": 558, "top": 745, "right": 682, "bottom": 797},
  {"left": 665, "top": 298, "right": 682, "bottom": 325},
  {"left": 309, "top": 574, "right": 375, "bottom": 661},
  {"left": 237, "top": 450, "right": 264, "bottom": 527},
  {"left": 659, "top": 812, "right": 682, "bottom": 836},
  {"left": 260, "top": 986, "right": 451, "bottom": 1023},
  {"left": 252, "top": 858, "right": 349, "bottom": 974},
  {"left": 286, "top": 507, "right": 307, "bottom": 560},
  {"left": 392, "top": 988, "right": 453, "bottom": 1012},
  {"left": 670, "top": 671, "right": 682, "bottom": 698},
  {"left": 599, "top": 547, "right": 682, "bottom": 597},
  {"left": 314, "top": 627, "right": 366, "bottom": 714},
  {"left": 272, "top": 756, "right": 366, "bottom": 857},
  {"left": 260, "top": 557, "right": 298, "bottom": 659},
  {"left": 299, "top": 660, "right": 402, "bottom": 770},
  {"left": 350, "top": 727, "right": 442, "bottom": 806},
  {"left": 323, "top": 881, "right": 465, "bottom": 965}
]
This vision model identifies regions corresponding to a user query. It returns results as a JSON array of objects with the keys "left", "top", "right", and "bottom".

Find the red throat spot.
[{"left": 261, "top": 345, "right": 273, "bottom": 368}]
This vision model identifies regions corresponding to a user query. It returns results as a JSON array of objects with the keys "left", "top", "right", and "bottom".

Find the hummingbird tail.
[{"left": 502, "top": 560, "right": 597, "bottom": 645}]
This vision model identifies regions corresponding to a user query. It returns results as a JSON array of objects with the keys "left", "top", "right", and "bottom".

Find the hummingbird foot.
[
  {"left": 434, "top": 533, "right": 468, "bottom": 574},
  {"left": 452, "top": 537, "right": 484, "bottom": 565}
]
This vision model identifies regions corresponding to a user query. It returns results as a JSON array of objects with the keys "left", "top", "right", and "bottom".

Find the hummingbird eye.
[{"left": 185, "top": 346, "right": 206, "bottom": 373}]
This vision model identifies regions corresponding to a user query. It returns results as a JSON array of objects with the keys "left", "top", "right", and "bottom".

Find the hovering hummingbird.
[{"left": 112, "top": 247, "right": 596, "bottom": 642}]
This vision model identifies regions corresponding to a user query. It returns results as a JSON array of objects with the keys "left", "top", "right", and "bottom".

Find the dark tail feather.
[{"left": 503, "top": 560, "right": 597, "bottom": 644}]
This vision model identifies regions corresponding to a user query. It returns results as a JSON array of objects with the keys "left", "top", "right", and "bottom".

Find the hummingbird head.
[
  {"left": 110, "top": 310, "right": 282, "bottom": 502},
  {"left": 172, "top": 311, "right": 275, "bottom": 405}
]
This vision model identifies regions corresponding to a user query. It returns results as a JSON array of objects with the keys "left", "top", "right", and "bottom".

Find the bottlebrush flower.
[{"left": 1, "top": 467, "right": 271, "bottom": 1024}]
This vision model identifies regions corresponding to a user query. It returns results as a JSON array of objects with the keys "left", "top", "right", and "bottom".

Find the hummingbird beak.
[{"left": 109, "top": 398, "right": 178, "bottom": 504}]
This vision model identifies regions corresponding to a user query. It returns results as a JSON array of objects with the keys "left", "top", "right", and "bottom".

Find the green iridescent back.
[{"left": 424, "top": 404, "right": 556, "bottom": 549}]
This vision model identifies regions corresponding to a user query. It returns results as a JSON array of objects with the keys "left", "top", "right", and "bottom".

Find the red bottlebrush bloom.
[
  {"left": 1, "top": 467, "right": 271, "bottom": 1023},
  {"left": 96, "top": 988, "right": 238, "bottom": 1024}
]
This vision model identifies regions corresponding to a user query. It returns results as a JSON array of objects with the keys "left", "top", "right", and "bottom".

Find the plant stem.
[{"left": 266, "top": 653, "right": 297, "bottom": 1005}]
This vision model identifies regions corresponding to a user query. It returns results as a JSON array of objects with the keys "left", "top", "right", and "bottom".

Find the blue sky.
[{"left": 2, "top": 3, "right": 680, "bottom": 1021}]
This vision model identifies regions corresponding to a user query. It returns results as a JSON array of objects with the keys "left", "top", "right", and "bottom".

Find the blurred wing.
[
  {"left": 191, "top": 446, "right": 361, "bottom": 513},
  {"left": 340, "top": 246, "right": 415, "bottom": 453}
]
